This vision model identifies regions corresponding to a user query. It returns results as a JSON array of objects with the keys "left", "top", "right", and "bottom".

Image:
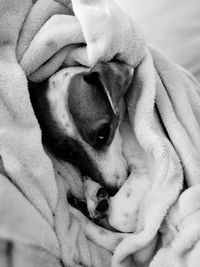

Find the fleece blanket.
[{"left": 1, "top": 0, "right": 200, "bottom": 267}]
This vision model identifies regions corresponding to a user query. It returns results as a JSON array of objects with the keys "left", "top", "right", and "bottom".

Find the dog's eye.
[
  {"left": 66, "top": 151, "right": 74, "bottom": 157},
  {"left": 95, "top": 124, "right": 110, "bottom": 148}
]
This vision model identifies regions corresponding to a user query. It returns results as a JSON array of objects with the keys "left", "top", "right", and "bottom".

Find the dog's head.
[{"left": 33, "top": 62, "right": 133, "bottom": 193}]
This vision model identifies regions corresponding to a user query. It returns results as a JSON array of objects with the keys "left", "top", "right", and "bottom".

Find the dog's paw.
[
  {"left": 95, "top": 187, "right": 109, "bottom": 218},
  {"left": 83, "top": 177, "right": 109, "bottom": 219}
]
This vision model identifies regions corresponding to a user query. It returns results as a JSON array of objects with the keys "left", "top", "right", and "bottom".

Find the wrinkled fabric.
[{"left": 0, "top": 0, "right": 200, "bottom": 267}]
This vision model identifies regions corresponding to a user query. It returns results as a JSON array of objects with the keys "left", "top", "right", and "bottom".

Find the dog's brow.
[{"left": 47, "top": 74, "right": 75, "bottom": 136}]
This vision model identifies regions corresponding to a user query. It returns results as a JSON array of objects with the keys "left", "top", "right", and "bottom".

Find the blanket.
[{"left": 1, "top": 0, "right": 200, "bottom": 267}]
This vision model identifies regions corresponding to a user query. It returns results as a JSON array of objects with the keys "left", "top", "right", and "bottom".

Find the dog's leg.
[{"left": 107, "top": 116, "right": 150, "bottom": 232}]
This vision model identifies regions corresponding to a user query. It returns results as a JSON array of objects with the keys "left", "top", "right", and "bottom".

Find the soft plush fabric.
[
  {"left": 114, "top": 0, "right": 200, "bottom": 82},
  {"left": 19, "top": 0, "right": 145, "bottom": 82},
  {"left": 111, "top": 46, "right": 200, "bottom": 266},
  {"left": 1, "top": 0, "right": 200, "bottom": 267}
]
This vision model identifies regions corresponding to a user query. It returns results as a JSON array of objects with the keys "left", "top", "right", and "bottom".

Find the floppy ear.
[{"left": 83, "top": 62, "right": 134, "bottom": 114}]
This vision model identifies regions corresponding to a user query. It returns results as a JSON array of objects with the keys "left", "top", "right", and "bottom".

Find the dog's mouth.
[
  {"left": 65, "top": 151, "right": 127, "bottom": 196},
  {"left": 80, "top": 166, "right": 128, "bottom": 196}
]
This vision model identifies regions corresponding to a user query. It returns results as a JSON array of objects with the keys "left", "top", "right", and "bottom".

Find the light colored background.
[{"left": 114, "top": 0, "right": 200, "bottom": 82}]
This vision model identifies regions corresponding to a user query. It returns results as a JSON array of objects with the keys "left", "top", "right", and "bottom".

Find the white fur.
[
  {"left": 95, "top": 129, "right": 127, "bottom": 188},
  {"left": 47, "top": 66, "right": 88, "bottom": 136},
  {"left": 83, "top": 177, "right": 102, "bottom": 218}
]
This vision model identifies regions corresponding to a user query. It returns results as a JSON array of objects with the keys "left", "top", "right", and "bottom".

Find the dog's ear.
[{"left": 83, "top": 62, "right": 133, "bottom": 114}]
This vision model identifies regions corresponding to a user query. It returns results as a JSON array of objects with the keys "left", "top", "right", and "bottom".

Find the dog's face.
[{"left": 34, "top": 62, "right": 133, "bottom": 193}]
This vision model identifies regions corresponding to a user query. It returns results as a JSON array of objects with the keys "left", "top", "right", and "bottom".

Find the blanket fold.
[
  {"left": 1, "top": 0, "right": 200, "bottom": 267},
  {"left": 19, "top": 0, "right": 146, "bottom": 82}
]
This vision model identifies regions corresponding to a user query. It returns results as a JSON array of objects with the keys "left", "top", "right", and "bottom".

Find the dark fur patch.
[{"left": 68, "top": 73, "right": 118, "bottom": 149}]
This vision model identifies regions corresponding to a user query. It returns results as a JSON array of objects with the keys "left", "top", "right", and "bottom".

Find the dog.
[{"left": 29, "top": 61, "right": 134, "bottom": 224}]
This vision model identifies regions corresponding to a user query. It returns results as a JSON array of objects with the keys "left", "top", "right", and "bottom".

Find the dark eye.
[{"left": 95, "top": 124, "right": 110, "bottom": 149}]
